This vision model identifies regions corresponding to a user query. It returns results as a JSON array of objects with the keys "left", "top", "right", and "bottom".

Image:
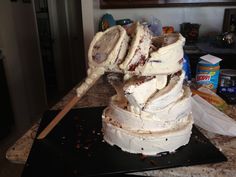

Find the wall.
[
  {"left": 81, "top": 0, "right": 95, "bottom": 66},
  {"left": 96, "top": 6, "right": 236, "bottom": 36},
  {"left": 81, "top": 0, "right": 236, "bottom": 65}
]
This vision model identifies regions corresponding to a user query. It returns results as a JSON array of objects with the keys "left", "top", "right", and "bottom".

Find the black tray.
[{"left": 21, "top": 107, "right": 227, "bottom": 177}]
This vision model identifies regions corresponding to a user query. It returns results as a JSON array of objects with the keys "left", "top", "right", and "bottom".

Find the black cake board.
[{"left": 21, "top": 107, "right": 227, "bottom": 177}]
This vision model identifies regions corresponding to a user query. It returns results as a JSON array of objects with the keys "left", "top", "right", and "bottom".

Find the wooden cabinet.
[{"left": 100, "top": 0, "right": 236, "bottom": 9}]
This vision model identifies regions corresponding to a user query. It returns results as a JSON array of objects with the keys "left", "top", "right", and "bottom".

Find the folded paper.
[{"left": 191, "top": 95, "right": 236, "bottom": 136}]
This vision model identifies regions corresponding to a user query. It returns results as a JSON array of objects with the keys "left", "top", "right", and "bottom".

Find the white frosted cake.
[
  {"left": 102, "top": 72, "right": 193, "bottom": 155},
  {"left": 86, "top": 22, "right": 193, "bottom": 155}
]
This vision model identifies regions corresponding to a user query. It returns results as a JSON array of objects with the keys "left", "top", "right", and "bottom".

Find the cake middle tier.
[{"left": 102, "top": 86, "right": 191, "bottom": 132}]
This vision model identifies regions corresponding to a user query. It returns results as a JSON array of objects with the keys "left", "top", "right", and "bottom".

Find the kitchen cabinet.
[{"left": 0, "top": 52, "right": 14, "bottom": 139}]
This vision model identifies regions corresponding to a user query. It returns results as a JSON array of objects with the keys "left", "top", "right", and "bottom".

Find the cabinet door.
[{"left": 0, "top": 59, "right": 14, "bottom": 139}]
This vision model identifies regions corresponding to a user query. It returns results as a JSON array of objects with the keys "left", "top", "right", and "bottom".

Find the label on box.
[{"left": 219, "top": 87, "right": 236, "bottom": 94}]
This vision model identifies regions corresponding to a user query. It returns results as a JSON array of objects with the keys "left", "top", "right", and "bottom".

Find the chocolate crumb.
[
  {"left": 178, "top": 58, "right": 183, "bottom": 64},
  {"left": 139, "top": 154, "right": 147, "bottom": 161},
  {"left": 76, "top": 144, "right": 80, "bottom": 149},
  {"left": 150, "top": 160, "right": 158, "bottom": 166},
  {"left": 93, "top": 45, "right": 100, "bottom": 49}
]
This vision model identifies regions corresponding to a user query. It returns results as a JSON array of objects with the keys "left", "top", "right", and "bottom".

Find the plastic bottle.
[{"left": 183, "top": 54, "right": 192, "bottom": 81}]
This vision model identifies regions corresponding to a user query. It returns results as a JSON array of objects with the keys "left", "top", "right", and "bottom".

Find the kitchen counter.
[{"left": 6, "top": 75, "right": 236, "bottom": 177}]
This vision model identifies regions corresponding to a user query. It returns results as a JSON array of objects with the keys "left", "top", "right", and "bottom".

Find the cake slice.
[{"left": 119, "top": 22, "right": 152, "bottom": 77}]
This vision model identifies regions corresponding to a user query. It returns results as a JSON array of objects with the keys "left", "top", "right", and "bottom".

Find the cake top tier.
[{"left": 88, "top": 22, "right": 185, "bottom": 77}]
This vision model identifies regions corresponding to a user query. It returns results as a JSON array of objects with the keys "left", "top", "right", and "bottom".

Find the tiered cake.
[{"left": 87, "top": 22, "right": 193, "bottom": 155}]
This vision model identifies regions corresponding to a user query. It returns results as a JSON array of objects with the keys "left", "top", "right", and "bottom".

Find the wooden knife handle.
[{"left": 37, "top": 68, "right": 104, "bottom": 139}]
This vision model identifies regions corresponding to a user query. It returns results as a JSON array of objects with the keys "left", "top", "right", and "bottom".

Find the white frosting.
[
  {"left": 102, "top": 114, "right": 193, "bottom": 155},
  {"left": 84, "top": 24, "right": 192, "bottom": 156},
  {"left": 123, "top": 75, "right": 167, "bottom": 109},
  {"left": 76, "top": 67, "right": 105, "bottom": 97},
  {"left": 103, "top": 86, "right": 191, "bottom": 132},
  {"left": 120, "top": 22, "right": 152, "bottom": 73},
  {"left": 88, "top": 25, "right": 129, "bottom": 72},
  {"left": 77, "top": 26, "right": 129, "bottom": 98},
  {"left": 144, "top": 71, "right": 185, "bottom": 111},
  {"left": 138, "top": 33, "right": 185, "bottom": 76}
]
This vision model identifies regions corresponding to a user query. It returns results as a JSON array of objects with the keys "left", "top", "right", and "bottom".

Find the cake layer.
[
  {"left": 119, "top": 22, "right": 152, "bottom": 74},
  {"left": 102, "top": 114, "right": 193, "bottom": 155},
  {"left": 123, "top": 75, "right": 168, "bottom": 109},
  {"left": 144, "top": 70, "right": 185, "bottom": 112},
  {"left": 103, "top": 86, "right": 191, "bottom": 132},
  {"left": 138, "top": 33, "right": 185, "bottom": 76},
  {"left": 88, "top": 25, "right": 129, "bottom": 73}
]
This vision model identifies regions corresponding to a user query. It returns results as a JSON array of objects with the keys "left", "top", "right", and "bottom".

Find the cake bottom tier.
[{"left": 102, "top": 114, "right": 193, "bottom": 156}]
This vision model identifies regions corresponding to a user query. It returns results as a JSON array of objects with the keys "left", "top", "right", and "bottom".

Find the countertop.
[{"left": 6, "top": 75, "right": 236, "bottom": 177}]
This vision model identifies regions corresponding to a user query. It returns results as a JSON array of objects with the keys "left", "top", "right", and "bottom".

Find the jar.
[
  {"left": 196, "top": 60, "right": 220, "bottom": 92},
  {"left": 219, "top": 69, "right": 236, "bottom": 94}
]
